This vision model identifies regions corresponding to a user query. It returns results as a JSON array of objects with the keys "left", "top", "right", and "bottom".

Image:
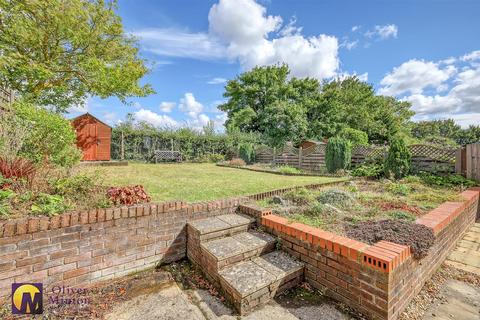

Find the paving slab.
[
  {"left": 216, "top": 214, "right": 253, "bottom": 226},
  {"left": 446, "top": 222, "right": 480, "bottom": 275},
  {"left": 189, "top": 217, "right": 232, "bottom": 235},
  {"left": 422, "top": 279, "right": 480, "bottom": 320},
  {"left": 252, "top": 251, "right": 304, "bottom": 281},
  {"left": 219, "top": 261, "right": 277, "bottom": 298}
]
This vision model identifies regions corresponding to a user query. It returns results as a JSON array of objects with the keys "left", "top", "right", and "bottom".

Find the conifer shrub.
[
  {"left": 384, "top": 136, "right": 411, "bottom": 180},
  {"left": 325, "top": 137, "right": 352, "bottom": 173}
]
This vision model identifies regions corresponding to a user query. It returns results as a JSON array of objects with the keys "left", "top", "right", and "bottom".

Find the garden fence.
[
  {"left": 457, "top": 143, "right": 480, "bottom": 181},
  {"left": 255, "top": 143, "right": 457, "bottom": 173}
]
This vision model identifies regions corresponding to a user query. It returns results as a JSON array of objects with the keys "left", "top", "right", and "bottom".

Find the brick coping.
[
  {"left": 253, "top": 188, "right": 480, "bottom": 274},
  {"left": 0, "top": 181, "right": 347, "bottom": 238}
]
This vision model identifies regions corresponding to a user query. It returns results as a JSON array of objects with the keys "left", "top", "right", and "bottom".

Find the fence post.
[
  {"left": 298, "top": 147, "right": 303, "bottom": 168},
  {"left": 273, "top": 147, "right": 276, "bottom": 164},
  {"left": 121, "top": 131, "right": 125, "bottom": 160}
]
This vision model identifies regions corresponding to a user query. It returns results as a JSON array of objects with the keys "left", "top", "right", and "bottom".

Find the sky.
[{"left": 69, "top": 0, "right": 480, "bottom": 131}]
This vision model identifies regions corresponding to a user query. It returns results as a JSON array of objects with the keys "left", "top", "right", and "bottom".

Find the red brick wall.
[
  {"left": 258, "top": 188, "right": 480, "bottom": 320},
  {"left": 0, "top": 198, "right": 247, "bottom": 300}
]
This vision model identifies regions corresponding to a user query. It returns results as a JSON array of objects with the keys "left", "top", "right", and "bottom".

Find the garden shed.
[{"left": 71, "top": 113, "right": 111, "bottom": 161}]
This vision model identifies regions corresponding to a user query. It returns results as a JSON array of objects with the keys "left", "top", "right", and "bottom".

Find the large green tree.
[
  {"left": 307, "top": 77, "right": 414, "bottom": 143},
  {"left": 219, "top": 64, "right": 320, "bottom": 146},
  {"left": 0, "top": 0, "right": 153, "bottom": 111}
]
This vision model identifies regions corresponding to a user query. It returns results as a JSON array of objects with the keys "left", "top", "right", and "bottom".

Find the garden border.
[{"left": 239, "top": 187, "right": 480, "bottom": 319}]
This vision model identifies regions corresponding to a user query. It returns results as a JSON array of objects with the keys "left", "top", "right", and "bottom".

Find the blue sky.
[{"left": 69, "top": 0, "right": 480, "bottom": 130}]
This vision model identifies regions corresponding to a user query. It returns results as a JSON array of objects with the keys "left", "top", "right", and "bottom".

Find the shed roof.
[{"left": 71, "top": 112, "right": 112, "bottom": 129}]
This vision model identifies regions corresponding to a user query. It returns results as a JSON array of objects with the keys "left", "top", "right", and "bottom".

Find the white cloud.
[
  {"left": 132, "top": 102, "right": 142, "bottom": 109},
  {"left": 341, "top": 39, "right": 358, "bottom": 50},
  {"left": 159, "top": 101, "right": 176, "bottom": 113},
  {"left": 133, "top": 109, "right": 178, "bottom": 128},
  {"left": 380, "top": 50, "right": 480, "bottom": 121},
  {"left": 461, "top": 50, "right": 480, "bottom": 62},
  {"left": 365, "top": 24, "right": 398, "bottom": 40},
  {"left": 102, "top": 112, "right": 119, "bottom": 125},
  {"left": 134, "top": 0, "right": 340, "bottom": 80},
  {"left": 133, "top": 28, "right": 226, "bottom": 60},
  {"left": 179, "top": 93, "right": 204, "bottom": 118},
  {"left": 351, "top": 25, "right": 361, "bottom": 32},
  {"left": 207, "top": 77, "right": 227, "bottom": 84},
  {"left": 208, "top": 0, "right": 339, "bottom": 79},
  {"left": 379, "top": 59, "right": 456, "bottom": 96}
]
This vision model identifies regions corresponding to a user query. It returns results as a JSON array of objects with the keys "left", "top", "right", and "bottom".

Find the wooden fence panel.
[{"left": 466, "top": 143, "right": 480, "bottom": 181}]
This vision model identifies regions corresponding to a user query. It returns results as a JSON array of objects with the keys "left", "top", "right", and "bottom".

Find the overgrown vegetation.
[
  {"left": 345, "top": 219, "right": 435, "bottom": 259},
  {"left": 258, "top": 178, "right": 464, "bottom": 237}
]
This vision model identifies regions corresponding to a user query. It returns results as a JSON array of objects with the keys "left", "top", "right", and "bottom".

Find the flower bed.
[{"left": 256, "top": 178, "right": 463, "bottom": 236}]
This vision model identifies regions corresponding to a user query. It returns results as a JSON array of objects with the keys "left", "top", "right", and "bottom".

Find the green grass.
[{"left": 83, "top": 163, "right": 345, "bottom": 202}]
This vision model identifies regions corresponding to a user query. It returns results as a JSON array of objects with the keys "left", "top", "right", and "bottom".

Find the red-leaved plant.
[
  {"left": 0, "top": 157, "right": 36, "bottom": 189},
  {"left": 106, "top": 185, "right": 151, "bottom": 206}
]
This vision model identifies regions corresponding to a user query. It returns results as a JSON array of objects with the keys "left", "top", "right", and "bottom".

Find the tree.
[
  {"left": 325, "top": 137, "right": 352, "bottom": 173},
  {"left": 219, "top": 64, "right": 320, "bottom": 146},
  {"left": 338, "top": 127, "right": 368, "bottom": 146},
  {"left": 0, "top": 0, "right": 153, "bottom": 111},
  {"left": 308, "top": 77, "right": 414, "bottom": 143},
  {"left": 384, "top": 135, "right": 411, "bottom": 180}
]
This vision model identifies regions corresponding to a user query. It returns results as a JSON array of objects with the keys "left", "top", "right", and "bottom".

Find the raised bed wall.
[
  {"left": 258, "top": 188, "right": 480, "bottom": 320},
  {"left": 0, "top": 199, "right": 245, "bottom": 300}
]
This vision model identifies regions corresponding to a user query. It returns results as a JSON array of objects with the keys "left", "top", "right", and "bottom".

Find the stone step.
[
  {"left": 201, "top": 231, "right": 276, "bottom": 271},
  {"left": 187, "top": 214, "right": 254, "bottom": 242},
  {"left": 218, "top": 251, "right": 304, "bottom": 315}
]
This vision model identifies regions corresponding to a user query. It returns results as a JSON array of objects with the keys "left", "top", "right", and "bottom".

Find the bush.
[
  {"left": 278, "top": 166, "right": 302, "bottom": 174},
  {"left": 317, "top": 189, "right": 356, "bottom": 209},
  {"left": 325, "top": 137, "right": 352, "bottom": 173},
  {"left": 30, "top": 193, "right": 71, "bottom": 216},
  {"left": 338, "top": 128, "right": 368, "bottom": 146},
  {"left": 107, "top": 185, "right": 151, "bottom": 205},
  {"left": 0, "top": 189, "right": 15, "bottom": 216},
  {"left": 351, "top": 164, "right": 383, "bottom": 179},
  {"left": 284, "top": 188, "right": 315, "bottom": 206},
  {"left": 420, "top": 173, "right": 478, "bottom": 188},
  {"left": 388, "top": 210, "right": 417, "bottom": 222},
  {"left": 0, "top": 157, "right": 36, "bottom": 189},
  {"left": 384, "top": 136, "right": 411, "bottom": 180},
  {"left": 193, "top": 153, "right": 225, "bottom": 163},
  {"left": 386, "top": 182, "right": 412, "bottom": 196},
  {"left": 228, "top": 158, "right": 246, "bottom": 167},
  {"left": 14, "top": 101, "right": 81, "bottom": 168},
  {"left": 345, "top": 219, "right": 435, "bottom": 259},
  {"left": 52, "top": 173, "right": 97, "bottom": 200},
  {"left": 238, "top": 143, "right": 255, "bottom": 164}
]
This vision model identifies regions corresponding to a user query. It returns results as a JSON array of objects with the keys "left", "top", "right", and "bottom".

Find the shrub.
[
  {"left": 388, "top": 210, "right": 417, "bottom": 222},
  {"left": 384, "top": 136, "right": 411, "bottom": 180},
  {"left": 325, "top": 137, "right": 352, "bottom": 173},
  {"left": 193, "top": 153, "right": 225, "bottom": 163},
  {"left": 228, "top": 158, "right": 246, "bottom": 167},
  {"left": 420, "top": 173, "right": 478, "bottom": 188},
  {"left": 351, "top": 164, "right": 383, "bottom": 179},
  {"left": 317, "top": 189, "right": 355, "bottom": 209},
  {"left": 0, "top": 189, "right": 15, "bottom": 216},
  {"left": 52, "top": 173, "right": 97, "bottom": 201},
  {"left": 107, "top": 185, "right": 151, "bottom": 206},
  {"left": 338, "top": 128, "right": 368, "bottom": 146},
  {"left": 238, "top": 143, "right": 255, "bottom": 164},
  {"left": 0, "top": 157, "right": 36, "bottom": 188},
  {"left": 284, "top": 188, "right": 315, "bottom": 206},
  {"left": 345, "top": 219, "right": 435, "bottom": 259},
  {"left": 30, "top": 193, "right": 71, "bottom": 216},
  {"left": 14, "top": 101, "right": 81, "bottom": 168},
  {"left": 278, "top": 165, "right": 302, "bottom": 174},
  {"left": 386, "top": 182, "right": 412, "bottom": 196}
]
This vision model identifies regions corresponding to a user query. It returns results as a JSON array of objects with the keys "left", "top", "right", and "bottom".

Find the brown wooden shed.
[
  {"left": 71, "top": 113, "right": 111, "bottom": 161},
  {"left": 298, "top": 139, "right": 325, "bottom": 149}
]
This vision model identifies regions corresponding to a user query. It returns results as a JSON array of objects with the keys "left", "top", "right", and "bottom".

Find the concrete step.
[
  {"left": 201, "top": 231, "right": 276, "bottom": 271},
  {"left": 218, "top": 251, "right": 304, "bottom": 315},
  {"left": 187, "top": 214, "right": 254, "bottom": 242}
]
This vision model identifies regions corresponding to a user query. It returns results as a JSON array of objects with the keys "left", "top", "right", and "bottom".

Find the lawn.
[{"left": 83, "top": 163, "right": 345, "bottom": 202}]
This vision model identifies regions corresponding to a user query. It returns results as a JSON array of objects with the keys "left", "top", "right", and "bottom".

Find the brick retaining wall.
[
  {"left": 258, "top": 188, "right": 479, "bottom": 320},
  {"left": 0, "top": 198, "right": 246, "bottom": 300}
]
